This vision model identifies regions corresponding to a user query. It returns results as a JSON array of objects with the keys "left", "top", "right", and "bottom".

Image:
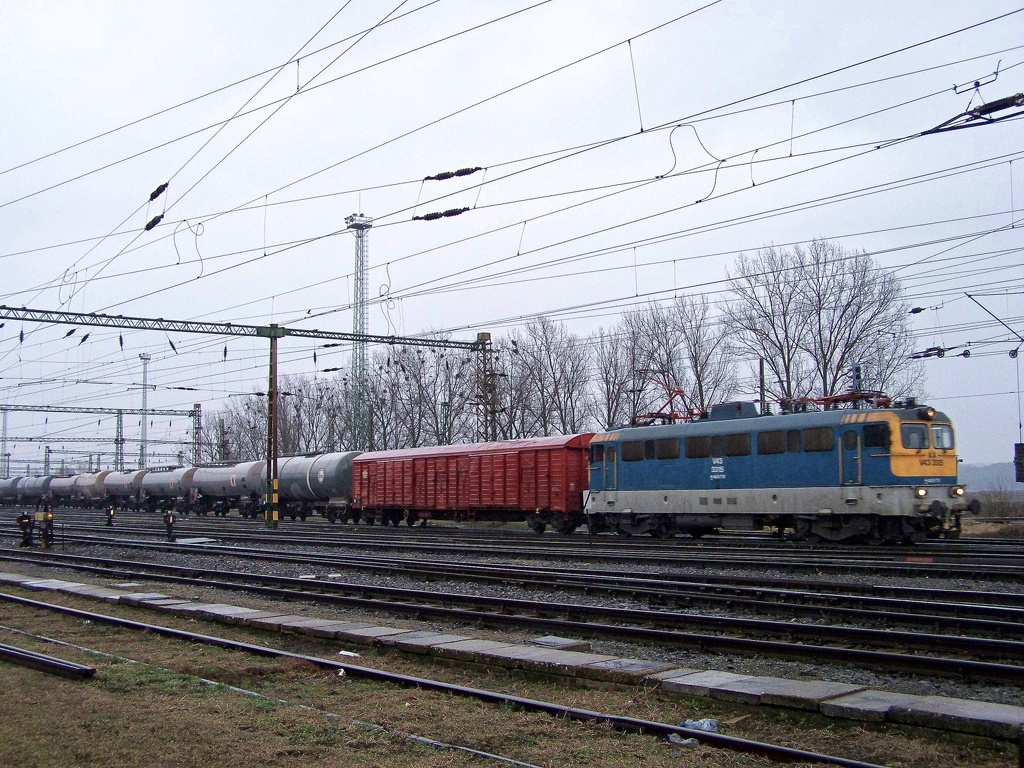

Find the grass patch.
[{"left": 0, "top": 580, "right": 1018, "bottom": 767}]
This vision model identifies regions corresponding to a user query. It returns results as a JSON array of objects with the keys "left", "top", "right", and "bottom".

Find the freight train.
[{"left": 0, "top": 398, "right": 979, "bottom": 543}]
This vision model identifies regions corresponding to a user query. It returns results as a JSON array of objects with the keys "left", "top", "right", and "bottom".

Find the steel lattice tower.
[
  {"left": 345, "top": 213, "right": 373, "bottom": 451},
  {"left": 139, "top": 353, "right": 150, "bottom": 469}
]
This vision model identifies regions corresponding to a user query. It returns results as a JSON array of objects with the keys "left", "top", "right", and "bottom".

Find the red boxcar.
[{"left": 351, "top": 434, "right": 593, "bottom": 533}]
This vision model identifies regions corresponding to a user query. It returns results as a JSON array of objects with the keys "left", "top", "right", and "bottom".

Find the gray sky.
[{"left": 1, "top": 0, "right": 1022, "bottom": 469}]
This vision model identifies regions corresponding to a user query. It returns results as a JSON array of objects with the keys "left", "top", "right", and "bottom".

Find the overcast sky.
[{"left": 1, "top": 0, "right": 1022, "bottom": 470}]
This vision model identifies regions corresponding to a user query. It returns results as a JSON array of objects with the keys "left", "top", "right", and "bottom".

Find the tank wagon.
[
  {"left": 277, "top": 452, "right": 361, "bottom": 521},
  {"left": 586, "top": 399, "right": 979, "bottom": 543},
  {"left": 102, "top": 470, "right": 147, "bottom": 510},
  {"left": 48, "top": 476, "right": 77, "bottom": 504},
  {"left": 140, "top": 467, "right": 197, "bottom": 513},
  {"left": 190, "top": 461, "right": 266, "bottom": 517},
  {"left": 17, "top": 476, "right": 52, "bottom": 505},
  {"left": 72, "top": 471, "right": 112, "bottom": 508},
  {"left": 351, "top": 435, "right": 593, "bottom": 532},
  {"left": 0, "top": 477, "right": 23, "bottom": 505}
]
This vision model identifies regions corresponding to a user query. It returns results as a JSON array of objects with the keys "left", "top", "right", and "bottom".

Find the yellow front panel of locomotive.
[{"left": 875, "top": 413, "right": 958, "bottom": 478}]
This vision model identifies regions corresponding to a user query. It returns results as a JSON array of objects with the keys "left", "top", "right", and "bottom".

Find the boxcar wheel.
[{"left": 528, "top": 518, "right": 546, "bottom": 535}]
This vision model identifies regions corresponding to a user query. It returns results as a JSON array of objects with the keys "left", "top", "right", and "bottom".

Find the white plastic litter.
[{"left": 681, "top": 718, "right": 719, "bottom": 732}]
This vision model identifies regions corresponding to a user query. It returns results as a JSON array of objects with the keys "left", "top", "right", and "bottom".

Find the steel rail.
[
  {"left": 4, "top": 550, "right": 1024, "bottom": 682},
  {"left": 0, "top": 640, "right": 95, "bottom": 679},
  {"left": 11, "top": 517, "right": 1024, "bottom": 580},
  {"left": 10, "top": 512, "right": 1024, "bottom": 564},
  {"left": 10, "top": 534, "right": 1024, "bottom": 636},
  {"left": 0, "top": 591, "right": 893, "bottom": 767}
]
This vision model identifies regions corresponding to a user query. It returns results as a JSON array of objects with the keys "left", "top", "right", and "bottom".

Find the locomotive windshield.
[
  {"left": 931, "top": 423, "right": 955, "bottom": 450},
  {"left": 899, "top": 422, "right": 955, "bottom": 450},
  {"left": 900, "top": 423, "right": 929, "bottom": 449}
]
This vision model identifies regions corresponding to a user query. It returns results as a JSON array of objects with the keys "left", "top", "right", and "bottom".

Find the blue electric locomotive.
[{"left": 585, "top": 400, "right": 979, "bottom": 543}]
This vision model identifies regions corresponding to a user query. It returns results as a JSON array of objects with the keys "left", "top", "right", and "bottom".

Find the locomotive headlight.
[
  {"left": 914, "top": 487, "right": 928, "bottom": 498},
  {"left": 917, "top": 407, "right": 936, "bottom": 420},
  {"left": 949, "top": 485, "right": 965, "bottom": 497}
]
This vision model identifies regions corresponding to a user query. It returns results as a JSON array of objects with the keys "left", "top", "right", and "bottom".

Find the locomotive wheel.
[{"left": 868, "top": 517, "right": 900, "bottom": 545}]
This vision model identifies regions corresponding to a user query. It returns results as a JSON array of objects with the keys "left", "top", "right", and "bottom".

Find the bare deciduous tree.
[
  {"left": 726, "top": 246, "right": 814, "bottom": 401},
  {"left": 671, "top": 294, "right": 737, "bottom": 412},
  {"left": 589, "top": 327, "right": 633, "bottom": 430},
  {"left": 726, "top": 240, "right": 921, "bottom": 401}
]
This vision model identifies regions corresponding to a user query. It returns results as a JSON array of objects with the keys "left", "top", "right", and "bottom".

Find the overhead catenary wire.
[
  {"left": 4, "top": 7, "right": 1019, "bottom": 450},
  {"left": 8, "top": 38, "right": 1023, "bottom": 265}
]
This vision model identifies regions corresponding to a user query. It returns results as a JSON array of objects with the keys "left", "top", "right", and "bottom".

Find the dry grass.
[{"left": 0, "top": 586, "right": 1017, "bottom": 767}]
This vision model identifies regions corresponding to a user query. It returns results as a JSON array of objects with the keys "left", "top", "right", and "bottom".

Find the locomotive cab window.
[
  {"left": 931, "top": 424, "right": 955, "bottom": 450},
  {"left": 900, "top": 423, "right": 929, "bottom": 450},
  {"left": 655, "top": 438, "right": 680, "bottom": 460},
  {"left": 589, "top": 444, "right": 605, "bottom": 464},
  {"left": 757, "top": 430, "right": 785, "bottom": 455},
  {"left": 685, "top": 436, "right": 710, "bottom": 458},
  {"left": 863, "top": 422, "right": 890, "bottom": 449},
  {"left": 803, "top": 427, "right": 834, "bottom": 452},
  {"left": 841, "top": 430, "right": 858, "bottom": 450},
  {"left": 621, "top": 441, "right": 644, "bottom": 462}
]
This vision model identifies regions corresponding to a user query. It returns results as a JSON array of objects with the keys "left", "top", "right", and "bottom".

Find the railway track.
[
  {"left": 4, "top": 546, "right": 1024, "bottom": 684},
  {"left": 6, "top": 533, "right": 1024, "bottom": 636},
  {"left": 9, "top": 505, "right": 1024, "bottom": 555},
  {"left": 0, "top": 591, "right": 892, "bottom": 768},
  {"left": 9, "top": 514, "right": 1024, "bottom": 583}
]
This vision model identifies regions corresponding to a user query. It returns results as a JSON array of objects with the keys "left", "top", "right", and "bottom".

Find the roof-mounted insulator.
[
  {"left": 149, "top": 182, "right": 169, "bottom": 202},
  {"left": 145, "top": 214, "right": 164, "bottom": 231},
  {"left": 413, "top": 207, "right": 470, "bottom": 221},
  {"left": 424, "top": 167, "right": 482, "bottom": 181},
  {"left": 970, "top": 92, "right": 1024, "bottom": 118}
]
